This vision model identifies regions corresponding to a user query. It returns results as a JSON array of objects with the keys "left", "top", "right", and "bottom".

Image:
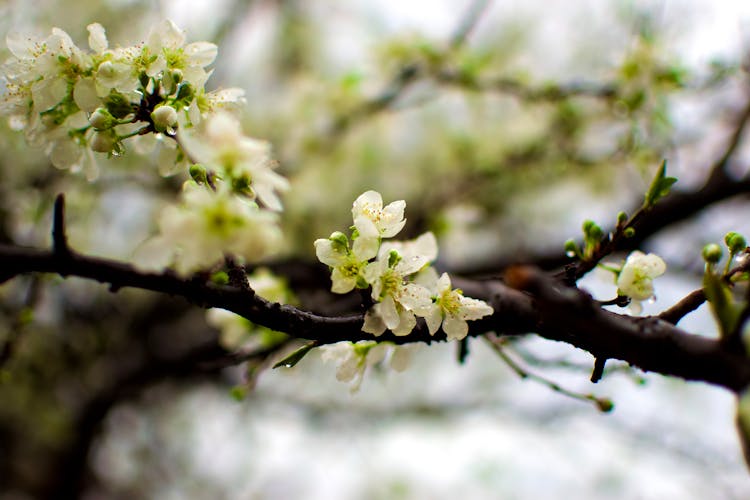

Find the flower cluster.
[
  {"left": 1, "top": 21, "right": 289, "bottom": 274},
  {"left": 0, "top": 20, "right": 242, "bottom": 176},
  {"left": 315, "top": 191, "right": 493, "bottom": 340},
  {"left": 135, "top": 182, "right": 283, "bottom": 275}
]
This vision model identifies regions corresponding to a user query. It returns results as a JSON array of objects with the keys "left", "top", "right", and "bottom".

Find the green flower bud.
[
  {"left": 564, "top": 239, "right": 579, "bottom": 258},
  {"left": 189, "top": 164, "right": 208, "bottom": 184},
  {"left": 588, "top": 224, "right": 603, "bottom": 241},
  {"left": 171, "top": 68, "right": 184, "bottom": 85},
  {"left": 702, "top": 243, "right": 723, "bottom": 264},
  {"left": 623, "top": 227, "right": 636, "bottom": 238},
  {"left": 725, "top": 232, "right": 747, "bottom": 254},
  {"left": 617, "top": 211, "right": 628, "bottom": 226},
  {"left": 596, "top": 398, "right": 614, "bottom": 413},
  {"left": 388, "top": 249, "right": 402, "bottom": 268}
]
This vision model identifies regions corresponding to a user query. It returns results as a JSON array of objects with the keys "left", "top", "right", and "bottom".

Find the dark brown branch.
[
  {"left": 2, "top": 241, "right": 749, "bottom": 391},
  {"left": 501, "top": 266, "right": 750, "bottom": 392},
  {"left": 658, "top": 289, "right": 707, "bottom": 325}
]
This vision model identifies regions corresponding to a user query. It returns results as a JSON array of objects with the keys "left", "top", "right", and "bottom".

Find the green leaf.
[
  {"left": 644, "top": 160, "right": 677, "bottom": 208},
  {"left": 736, "top": 388, "right": 750, "bottom": 469},
  {"left": 703, "top": 269, "right": 743, "bottom": 339},
  {"left": 273, "top": 341, "right": 318, "bottom": 369}
]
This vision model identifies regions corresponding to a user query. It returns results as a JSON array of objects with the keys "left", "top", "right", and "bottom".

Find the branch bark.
[{"left": 2, "top": 236, "right": 749, "bottom": 392}]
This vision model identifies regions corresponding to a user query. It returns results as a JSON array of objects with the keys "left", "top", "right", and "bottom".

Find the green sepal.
[
  {"left": 104, "top": 91, "right": 133, "bottom": 119},
  {"left": 175, "top": 82, "right": 194, "bottom": 103},
  {"left": 273, "top": 341, "right": 318, "bottom": 369}
]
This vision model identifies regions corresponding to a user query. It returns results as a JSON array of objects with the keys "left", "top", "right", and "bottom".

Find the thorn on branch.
[
  {"left": 591, "top": 356, "right": 607, "bottom": 383},
  {"left": 52, "top": 194, "right": 71, "bottom": 258},
  {"left": 457, "top": 337, "right": 470, "bottom": 364}
]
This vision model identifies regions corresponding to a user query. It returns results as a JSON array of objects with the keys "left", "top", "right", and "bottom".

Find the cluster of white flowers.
[
  {"left": 1, "top": 21, "right": 289, "bottom": 274},
  {"left": 135, "top": 182, "right": 283, "bottom": 275},
  {"left": 615, "top": 250, "right": 667, "bottom": 314},
  {"left": 0, "top": 20, "right": 241, "bottom": 176},
  {"left": 315, "top": 190, "right": 494, "bottom": 340}
]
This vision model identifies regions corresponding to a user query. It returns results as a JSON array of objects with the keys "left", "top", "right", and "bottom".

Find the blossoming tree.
[{"left": 2, "top": 2, "right": 750, "bottom": 497}]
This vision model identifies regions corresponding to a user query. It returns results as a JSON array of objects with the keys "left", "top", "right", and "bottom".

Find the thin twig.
[
  {"left": 449, "top": 0, "right": 492, "bottom": 48},
  {"left": 327, "top": 0, "right": 494, "bottom": 139},
  {"left": 485, "top": 335, "right": 614, "bottom": 412},
  {"left": 658, "top": 289, "right": 706, "bottom": 325}
]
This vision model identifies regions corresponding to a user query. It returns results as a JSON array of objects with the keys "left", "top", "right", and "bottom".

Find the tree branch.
[{"left": 2, "top": 234, "right": 750, "bottom": 392}]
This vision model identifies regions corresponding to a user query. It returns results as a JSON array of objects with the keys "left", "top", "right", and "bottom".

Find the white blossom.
[
  {"left": 361, "top": 232, "right": 436, "bottom": 336},
  {"left": 616, "top": 250, "right": 666, "bottom": 314},
  {"left": 135, "top": 183, "right": 283, "bottom": 275},
  {"left": 418, "top": 268, "right": 494, "bottom": 341},
  {"left": 314, "top": 233, "right": 379, "bottom": 293},
  {"left": 352, "top": 190, "right": 406, "bottom": 239},
  {"left": 146, "top": 19, "right": 217, "bottom": 89}
]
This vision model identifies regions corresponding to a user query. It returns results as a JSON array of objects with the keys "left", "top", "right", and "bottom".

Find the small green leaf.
[
  {"left": 273, "top": 342, "right": 318, "bottom": 369},
  {"left": 644, "top": 160, "right": 677, "bottom": 208},
  {"left": 736, "top": 388, "right": 750, "bottom": 469},
  {"left": 703, "top": 268, "right": 743, "bottom": 339}
]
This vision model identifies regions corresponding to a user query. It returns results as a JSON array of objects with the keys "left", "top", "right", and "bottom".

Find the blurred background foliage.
[{"left": 2, "top": 1, "right": 750, "bottom": 498}]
